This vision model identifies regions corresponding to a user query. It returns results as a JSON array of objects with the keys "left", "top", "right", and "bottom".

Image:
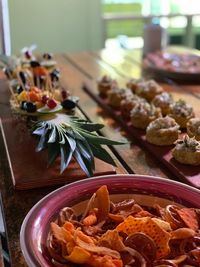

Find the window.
[{"left": 102, "top": 0, "right": 200, "bottom": 49}]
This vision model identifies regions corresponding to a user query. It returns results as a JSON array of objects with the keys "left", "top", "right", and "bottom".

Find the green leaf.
[
  {"left": 90, "top": 144, "right": 117, "bottom": 167},
  {"left": 76, "top": 140, "right": 95, "bottom": 170},
  {"left": 77, "top": 129, "right": 125, "bottom": 145},
  {"left": 36, "top": 126, "right": 49, "bottom": 152},
  {"left": 47, "top": 143, "right": 60, "bottom": 167},
  {"left": 48, "top": 126, "right": 57, "bottom": 143},
  {"left": 73, "top": 121, "right": 104, "bottom": 132},
  {"left": 58, "top": 131, "right": 66, "bottom": 145},
  {"left": 65, "top": 134, "right": 76, "bottom": 152},
  {"left": 32, "top": 124, "right": 46, "bottom": 136},
  {"left": 60, "top": 144, "right": 73, "bottom": 174},
  {"left": 67, "top": 129, "right": 85, "bottom": 141},
  {"left": 73, "top": 149, "right": 93, "bottom": 177}
]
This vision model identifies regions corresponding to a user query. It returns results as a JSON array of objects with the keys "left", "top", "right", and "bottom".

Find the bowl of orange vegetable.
[{"left": 20, "top": 174, "right": 200, "bottom": 266}]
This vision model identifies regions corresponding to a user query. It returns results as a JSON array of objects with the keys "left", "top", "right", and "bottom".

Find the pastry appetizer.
[
  {"left": 108, "top": 87, "right": 132, "bottom": 108},
  {"left": 130, "top": 102, "right": 161, "bottom": 129},
  {"left": 136, "top": 79, "right": 163, "bottom": 102},
  {"left": 120, "top": 94, "right": 146, "bottom": 120},
  {"left": 126, "top": 78, "right": 143, "bottom": 93},
  {"left": 172, "top": 135, "right": 200, "bottom": 166},
  {"left": 169, "top": 99, "right": 194, "bottom": 128},
  {"left": 97, "top": 75, "right": 117, "bottom": 97},
  {"left": 187, "top": 118, "right": 200, "bottom": 140},
  {"left": 146, "top": 116, "right": 180, "bottom": 146},
  {"left": 152, "top": 92, "right": 174, "bottom": 115}
]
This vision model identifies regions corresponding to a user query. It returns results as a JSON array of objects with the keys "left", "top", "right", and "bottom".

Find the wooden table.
[{"left": 0, "top": 48, "right": 200, "bottom": 266}]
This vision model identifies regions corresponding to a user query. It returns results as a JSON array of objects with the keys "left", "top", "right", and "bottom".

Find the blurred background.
[{"left": 1, "top": 0, "right": 200, "bottom": 54}]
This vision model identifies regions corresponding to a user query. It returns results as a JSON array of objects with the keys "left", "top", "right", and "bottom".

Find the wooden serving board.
[
  {"left": 0, "top": 81, "right": 116, "bottom": 190},
  {"left": 83, "top": 84, "right": 200, "bottom": 189}
]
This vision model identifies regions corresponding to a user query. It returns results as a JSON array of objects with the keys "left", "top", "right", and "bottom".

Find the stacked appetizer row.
[{"left": 97, "top": 75, "right": 200, "bottom": 166}]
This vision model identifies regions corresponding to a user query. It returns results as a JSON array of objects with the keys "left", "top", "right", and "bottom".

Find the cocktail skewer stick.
[
  {"left": 36, "top": 76, "right": 40, "bottom": 89},
  {"left": 47, "top": 75, "right": 53, "bottom": 98},
  {"left": 16, "top": 71, "right": 26, "bottom": 91},
  {"left": 8, "top": 83, "right": 19, "bottom": 104}
]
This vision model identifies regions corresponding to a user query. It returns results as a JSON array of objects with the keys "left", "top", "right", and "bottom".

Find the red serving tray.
[
  {"left": 83, "top": 83, "right": 200, "bottom": 189},
  {"left": 0, "top": 81, "right": 116, "bottom": 190}
]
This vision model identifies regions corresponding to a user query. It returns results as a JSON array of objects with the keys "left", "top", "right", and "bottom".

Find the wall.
[{"left": 8, "top": 0, "right": 103, "bottom": 54}]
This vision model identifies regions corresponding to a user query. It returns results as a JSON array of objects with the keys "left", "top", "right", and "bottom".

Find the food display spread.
[
  {"left": 0, "top": 49, "right": 124, "bottom": 189},
  {"left": 47, "top": 185, "right": 200, "bottom": 266},
  {"left": 1, "top": 47, "right": 200, "bottom": 267}
]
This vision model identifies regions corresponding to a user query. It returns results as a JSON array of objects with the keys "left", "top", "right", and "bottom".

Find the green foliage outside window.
[
  {"left": 103, "top": 1, "right": 200, "bottom": 48},
  {"left": 103, "top": 3, "right": 145, "bottom": 38}
]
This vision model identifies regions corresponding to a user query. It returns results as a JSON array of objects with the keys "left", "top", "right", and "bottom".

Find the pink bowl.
[{"left": 20, "top": 174, "right": 200, "bottom": 267}]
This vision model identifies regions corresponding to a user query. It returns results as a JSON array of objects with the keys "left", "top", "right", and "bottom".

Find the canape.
[
  {"left": 152, "top": 92, "right": 174, "bottom": 115},
  {"left": 169, "top": 100, "right": 194, "bottom": 128},
  {"left": 126, "top": 78, "right": 144, "bottom": 94},
  {"left": 172, "top": 135, "right": 200, "bottom": 165},
  {"left": 108, "top": 87, "right": 133, "bottom": 108},
  {"left": 187, "top": 118, "right": 200, "bottom": 141},
  {"left": 120, "top": 94, "right": 146, "bottom": 120},
  {"left": 130, "top": 102, "right": 161, "bottom": 129},
  {"left": 97, "top": 75, "right": 117, "bottom": 97},
  {"left": 146, "top": 116, "right": 180, "bottom": 146},
  {"left": 135, "top": 79, "right": 163, "bottom": 102}
]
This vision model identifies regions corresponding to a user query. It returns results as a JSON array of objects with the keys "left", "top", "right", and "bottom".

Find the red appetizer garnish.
[{"left": 47, "top": 99, "right": 57, "bottom": 109}]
